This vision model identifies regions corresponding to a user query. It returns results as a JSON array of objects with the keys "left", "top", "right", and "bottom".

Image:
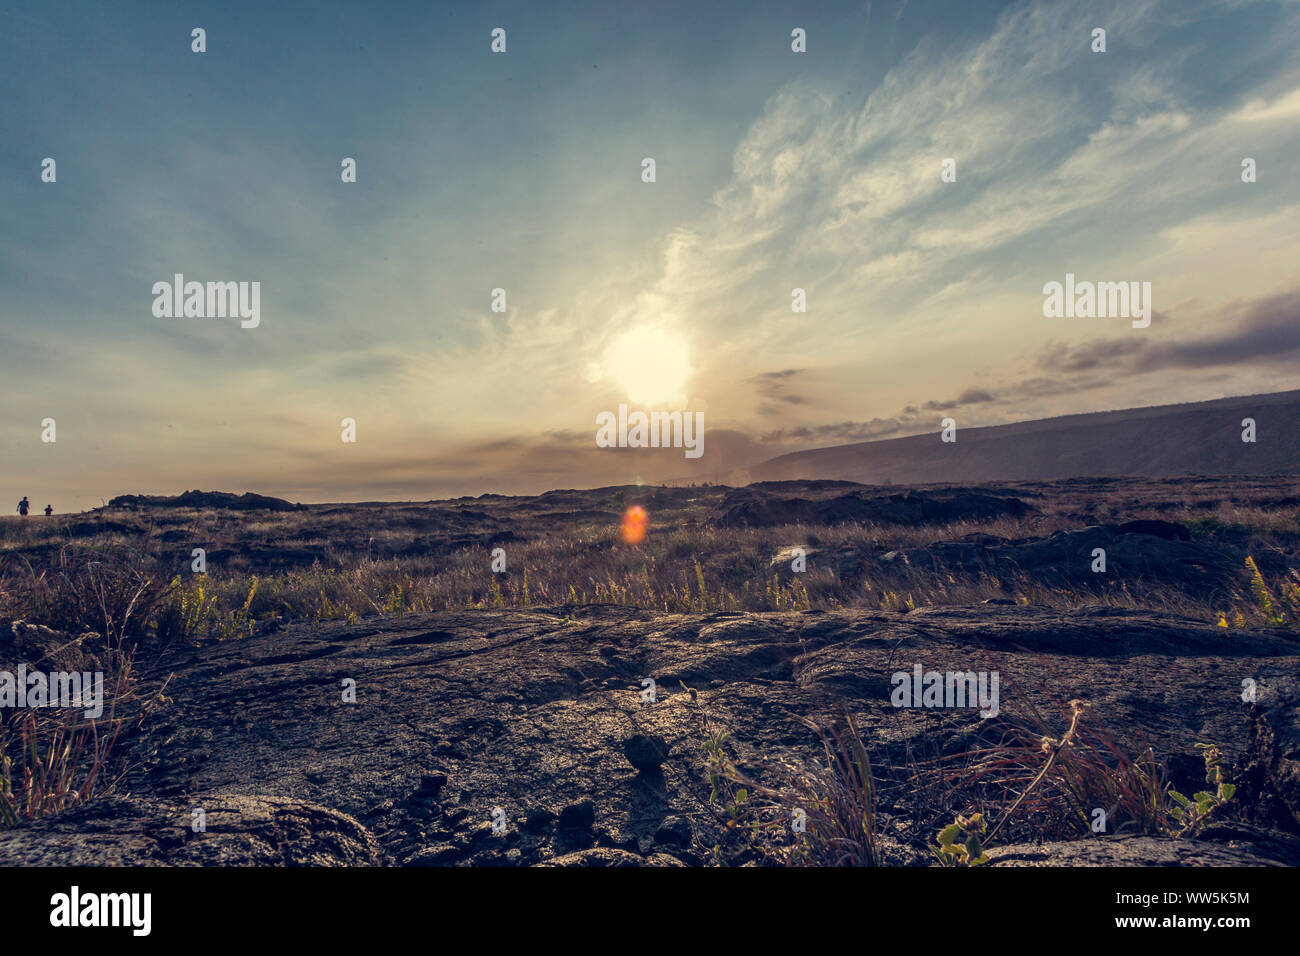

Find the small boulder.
[
  {"left": 1117, "top": 519, "right": 1190, "bottom": 541},
  {"left": 557, "top": 799, "right": 596, "bottom": 831},
  {"left": 524, "top": 808, "right": 557, "bottom": 833},
  {"left": 653, "top": 815, "right": 692, "bottom": 847},
  {"left": 624, "top": 734, "right": 670, "bottom": 772},
  {"left": 415, "top": 772, "right": 448, "bottom": 798}
]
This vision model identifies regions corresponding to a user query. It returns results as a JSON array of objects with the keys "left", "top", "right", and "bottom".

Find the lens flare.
[{"left": 621, "top": 505, "right": 648, "bottom": 545}]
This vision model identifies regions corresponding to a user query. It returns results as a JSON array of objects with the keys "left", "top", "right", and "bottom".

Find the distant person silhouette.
[
  {"left": 44, "top": 504, "right": 53, "bottom": 516},
  {"left": 17, "top": 496, "right": 29, "bottom": 516}
]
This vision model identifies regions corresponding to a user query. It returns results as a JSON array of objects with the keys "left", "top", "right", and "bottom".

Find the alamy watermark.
[
  {"left": 595, "top": 404, "right": 704, "bottom": 459},
  {"left": 1042, "top": 273, "right": 1151, "bottom": 329},
  {"left": 152, "top": 273, "right": 260, "bottom": 328},
  {"left": 50, "top": 886, "right": 150, "bottom": 936},
  {"left": 890, "top": 663, "right": 999, "bottom": 718},
  {"left": 0, "top": 665, "right": 104, "bottom": 718}
]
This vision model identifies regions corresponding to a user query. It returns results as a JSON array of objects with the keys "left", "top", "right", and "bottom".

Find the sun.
[{"left": 605, "top": 325, "right": 691, "bottom": 405}]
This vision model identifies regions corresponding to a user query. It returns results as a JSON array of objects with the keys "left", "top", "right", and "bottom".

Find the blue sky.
[{"left": 3, "top": 0, "right": 1300, "bottom": 508}]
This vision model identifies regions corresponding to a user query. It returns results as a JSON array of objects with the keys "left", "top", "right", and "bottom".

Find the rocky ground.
[
  {"left": 3, "top": 602, "right": 1298, "bottom": 866},
  {"left": 3, "top": 476, "right": 1299, "bottom": 866}
]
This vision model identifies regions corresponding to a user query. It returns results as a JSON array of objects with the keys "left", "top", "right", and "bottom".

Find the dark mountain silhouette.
[
  {"left": 107, "top": 490, "right": 303, "bottom": 512},
  {"left": 747, "top": 390, "right": 1300, "bottom": 484}
]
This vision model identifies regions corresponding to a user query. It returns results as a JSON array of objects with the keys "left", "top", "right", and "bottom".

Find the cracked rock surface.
[{"left": 4, "top": 604, "right": 1299, "bottom": 866}]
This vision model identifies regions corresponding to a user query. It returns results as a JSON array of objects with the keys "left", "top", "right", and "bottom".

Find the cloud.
[
  {"left": 754, "top": 287, "right": 1300, "bottom": 451},
  {"left": 760, "top": 412, "right": 929, "bottom": 445},
  {"left": 925, "top": 388, "right": 997, "bottom": 411},
  {"left": 9, "top": 0, "right": 1300, "bottom": 508},
  {"left": 619, "top": 0, "right": 1300, "bottom": 431},
  {"left": 1039, "top": 289, "right": 1300, "bottom": 375},
  {"left": 751, "top": 368, "right": 811, "bottom": 412}
]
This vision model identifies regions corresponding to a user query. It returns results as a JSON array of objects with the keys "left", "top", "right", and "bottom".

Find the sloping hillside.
[{"left": 749, "top": 391, "right": 1300, "bottom": 484}]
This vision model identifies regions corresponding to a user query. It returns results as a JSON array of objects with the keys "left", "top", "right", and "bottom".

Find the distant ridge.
[
  {"left": 745, "top": 390, "right": 1300, "bottom": 484},
  {"left": 108, "top": 490, "right": 303, "bottom": 512}
]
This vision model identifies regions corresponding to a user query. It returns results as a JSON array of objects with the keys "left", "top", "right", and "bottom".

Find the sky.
[{"left": 3, "top": 0, "right": 1299, "bottom": 510}]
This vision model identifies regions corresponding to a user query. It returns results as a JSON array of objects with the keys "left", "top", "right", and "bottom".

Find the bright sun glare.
[{"left": 606, "top": 326, "right": 691, "bottom": 405}]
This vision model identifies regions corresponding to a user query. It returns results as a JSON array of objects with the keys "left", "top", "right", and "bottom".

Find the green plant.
[
  {"left": 1168, "top": 743, "right": 1235, "bottom": 837},
  {"left": 933, "top": 811, "right": 990, "bottom": 866},
  {"left": 703, "top": 731, "right": 769, "bottom": 839}
]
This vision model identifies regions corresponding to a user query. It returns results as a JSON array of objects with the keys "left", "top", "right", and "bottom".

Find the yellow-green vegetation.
[
  {"left": 1, "top": 478, "right": 1296, "bottom": 646},
  {"left": 1217, "top": 556, "right": 1297, "bottom": 627},
  {"left": 933, "top": 812, "right": 990, "bottom": 866},
  {"left": 702, "top": 731, "right": 770, "bottom": 862},
  {"left": 1168, "top": 743, "right": 1236, "bottom": 837},
  {"left": 0, "top": 478, "right": 1280, "bottom": 849}
]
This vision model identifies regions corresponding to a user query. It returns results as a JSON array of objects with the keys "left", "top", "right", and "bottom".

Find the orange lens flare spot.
[{"left": 621, "top": 505, "right": 648, "bottom": 545}]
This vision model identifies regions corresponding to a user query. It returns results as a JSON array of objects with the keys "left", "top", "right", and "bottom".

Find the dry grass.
[
  {"left": 1, "top": 477, "right": 1296, "bottom": 645},
  {"left": 1, "top": 477, "right": 1280, "bottom": 852},
  {"left": 701, "top": 708, "right": 882, "bottom": 866},
  {"left": 916, "top": 697, "right": 1238, "bottom": 849},
  {"left": 0, "top": 650, "right": 170, "bottom": 829}
]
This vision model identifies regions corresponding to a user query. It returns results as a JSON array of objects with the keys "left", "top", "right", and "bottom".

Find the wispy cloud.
[{"left": 4, "top": 0, "right": 1300, "bottom": 505}]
